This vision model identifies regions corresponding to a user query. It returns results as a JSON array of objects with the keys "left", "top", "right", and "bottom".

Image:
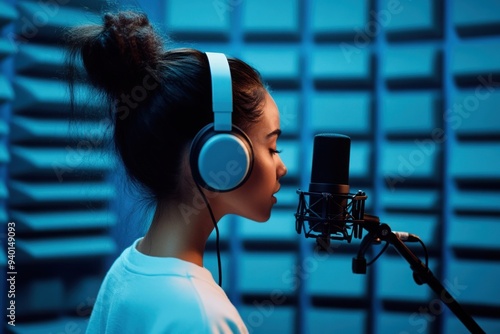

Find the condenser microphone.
[
  {"left": 295, "top": 134, "right": 420, "bottom": 250},
  {"left": 308, "top": 134, "right": 351, "bottom": 248},
  {"left": 296, "top": 140, "right": 483, "bottom": 333}
]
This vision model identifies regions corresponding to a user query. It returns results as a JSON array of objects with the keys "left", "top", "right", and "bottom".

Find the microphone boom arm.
[
  {"left": 354, "top": 218, "right": 485, "bottom": 334},
  {"left": 295, "top": 188, "right": 485, "bottom": 333}
]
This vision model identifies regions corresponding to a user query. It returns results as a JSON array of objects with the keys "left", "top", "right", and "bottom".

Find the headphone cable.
[{"left": 195, "top": 183, "right": 222, "bottom": 287}]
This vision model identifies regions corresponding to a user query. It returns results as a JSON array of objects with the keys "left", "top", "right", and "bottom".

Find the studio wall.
[{"left": 1, "top": 0, "right": 499, "bottom": 333}]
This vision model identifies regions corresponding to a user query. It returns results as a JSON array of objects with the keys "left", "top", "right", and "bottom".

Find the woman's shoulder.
[{"left": 90, "top": 241, "right": 249, "bottom": 333}]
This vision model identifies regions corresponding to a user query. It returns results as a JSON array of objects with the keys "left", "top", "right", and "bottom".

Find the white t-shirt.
[{"left": 86, "top": 238, "right": 248, "bottom": 334}]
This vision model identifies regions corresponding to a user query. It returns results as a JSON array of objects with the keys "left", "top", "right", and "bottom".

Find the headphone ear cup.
[{"left": 190, "top": 124, "right": 254, "bottom": 192}]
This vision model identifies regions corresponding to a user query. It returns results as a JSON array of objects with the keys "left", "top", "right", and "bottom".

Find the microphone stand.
[{"left": 352, "top": 215, "right": 485, "bottom": 334}]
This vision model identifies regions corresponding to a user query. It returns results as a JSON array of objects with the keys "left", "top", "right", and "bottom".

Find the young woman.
[{"left": 67, "top": 11, "right": 287, "bottom": 333}]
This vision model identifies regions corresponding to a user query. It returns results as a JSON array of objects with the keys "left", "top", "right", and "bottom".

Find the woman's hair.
[{"left": 66, "top": 11, "right": 267, "bottom": 202}]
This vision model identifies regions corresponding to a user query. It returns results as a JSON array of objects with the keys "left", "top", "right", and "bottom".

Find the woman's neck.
[{"left": 136, "top": 199, "right": 216, "bottom": 267}]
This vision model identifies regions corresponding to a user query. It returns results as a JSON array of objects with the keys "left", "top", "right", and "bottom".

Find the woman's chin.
[{"left": 251, "top": 210, "right": 272, "bottom": 223}]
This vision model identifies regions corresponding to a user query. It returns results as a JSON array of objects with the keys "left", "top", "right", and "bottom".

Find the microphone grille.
[{"left": 311, "top": 133, "right": 351, "bottom": 185}]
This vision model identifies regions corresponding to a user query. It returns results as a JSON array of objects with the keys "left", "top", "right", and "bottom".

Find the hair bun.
[
  {"left": 76, "top": 11, "right": 163, "bottom": 98},
  {"left": 103, "top": 11, "right": 162, "bottom": 69}
]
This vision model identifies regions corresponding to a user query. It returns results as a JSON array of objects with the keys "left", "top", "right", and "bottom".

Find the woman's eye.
[{"left": 269, "top": 148, "right": 282, "bottom": 155}]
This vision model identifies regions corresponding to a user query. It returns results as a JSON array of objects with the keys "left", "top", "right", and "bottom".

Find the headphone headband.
[{"left": 205, "top": 52, "right": 232, "bottom": 131}]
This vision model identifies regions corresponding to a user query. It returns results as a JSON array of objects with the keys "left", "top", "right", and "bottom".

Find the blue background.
[{"left": 1, "top": 0, "right": 500, "bottom": 333}]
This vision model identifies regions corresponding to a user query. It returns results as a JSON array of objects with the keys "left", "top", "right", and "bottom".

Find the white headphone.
[{"left": 189, "top": 52, "right": 254, "bottom": 192}]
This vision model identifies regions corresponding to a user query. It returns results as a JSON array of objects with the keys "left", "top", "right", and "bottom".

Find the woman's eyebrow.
[{"left": 266, "top": 129, "right": 282, "bottom": 139}]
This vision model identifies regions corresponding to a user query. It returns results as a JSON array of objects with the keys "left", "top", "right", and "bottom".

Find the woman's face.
[{"left": 220, "top": 92, "right": 287, "bottom": 222}]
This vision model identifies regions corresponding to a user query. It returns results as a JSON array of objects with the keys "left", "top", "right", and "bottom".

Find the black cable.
[
  {"left": 416, "top": 237, "right": 429, "bottom": 268},
  {"left": 195, "top": 182, "right": 222, "bottom": 287},
  {"left": 364, "top": 235, "right": 429, "bottom": 269},
  {"left": 366, "top": 241, "right": 389, "bottom": 266}
]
